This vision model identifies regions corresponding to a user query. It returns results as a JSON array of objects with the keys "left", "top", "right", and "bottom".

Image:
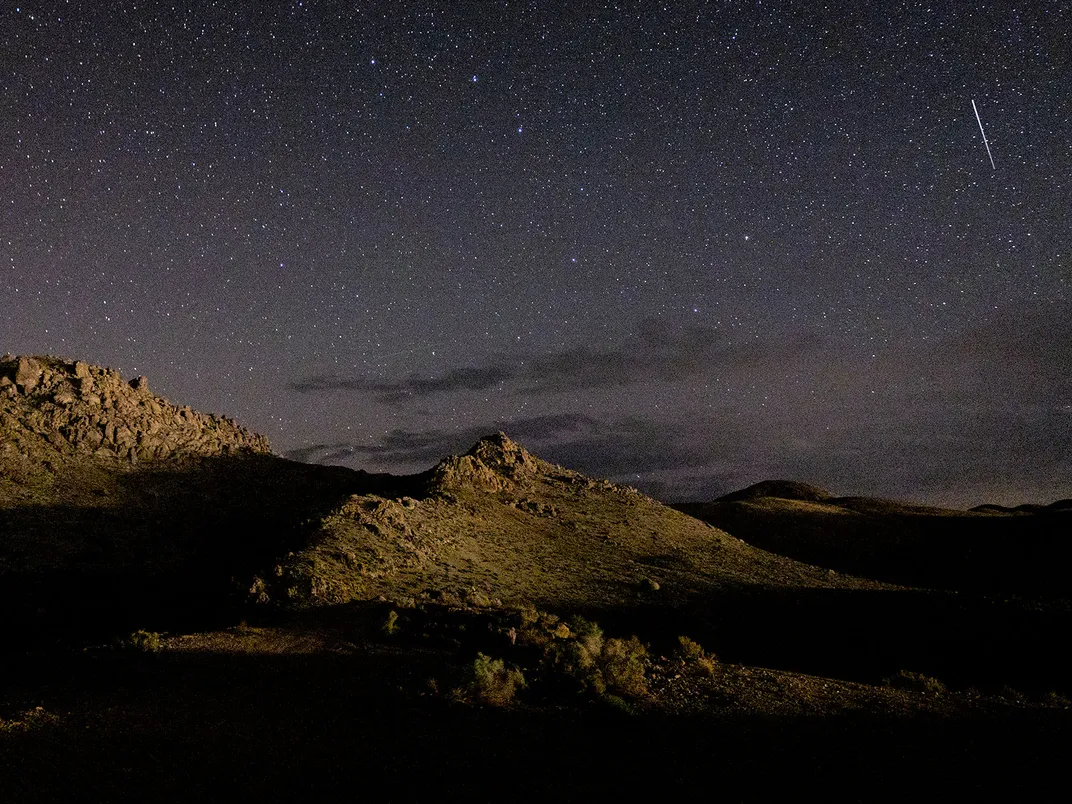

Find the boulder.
[{"left": 15, "top": 357, "right": 42, "bottom": 393}]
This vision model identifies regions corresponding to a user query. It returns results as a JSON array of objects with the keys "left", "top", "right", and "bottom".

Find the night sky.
[{"left": 2, "top": 1, "right": 1069, "bottom": 506}]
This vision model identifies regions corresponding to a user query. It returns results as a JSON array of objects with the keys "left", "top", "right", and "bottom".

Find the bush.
[
  {"left": 543, "top": 629, "right": 649, "bottom": 698},
  {"left": 885, "top": 670, "right": 946, "bottom": 695},
  {"left": 0, "top": 706, "right": 60, "bottom": 733},
  {"left": 676, "top": 636, "right": 717, "bottom": 678},
  {"left": 127, "top": 630, "right": 161, "bottom": 653},
  {"left": 1043, "top": 691, "right": 1071, "bottom": 708},
  {"left": 601, "top": 637, "right": 648, "bottom": 697},
  {"left": 382, "top": 610, "right": 400, "bottom": 635},
  {"left": 569, "top": 616, "right": 604, "bottom": 658},
  {"left": 510, "top": 605, "right": 650, "bottom": 701},
  {"left": 459, "top": 653, "right": 526, "bottom": 707},
  {"left": 547, "top": 639, "right": 605, "bottom": 694},
  {"left": 517, "top": 601, "right": 540, "bottom": 627}
]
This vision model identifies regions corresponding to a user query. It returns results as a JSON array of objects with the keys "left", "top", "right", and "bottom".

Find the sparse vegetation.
[
  {"left": 455, "top": 653, "right": 525, "bottom": 706},
  {"left": 4, "top": 358, "right": 1071, "bottom": 796},
  {"left": 1042, "top": 691, "right": 1071, "bottom": 708},
  {"left": 885, "top": 670, "right": 946, "bottom": 695},
  {"left": 676, "top": 636, "right": 718, "bottom": 678},
  {"left": 383, "top": 609, "right": 400, "bottom": 635},
  {"left": 599, "top": 637, "right": 649, "bottom": 697},
  {"left": 518, "top": 610, "right": 650, "bottom": 699},
  {"left": 0, "top": 706, "right": 60, "bottom": 733},
  {"left": 127, "top": 629, "right": 162, "bottom": 653}
]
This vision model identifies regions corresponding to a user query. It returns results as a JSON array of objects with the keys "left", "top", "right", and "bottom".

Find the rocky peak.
[
  {"left": 466, "top": 432, "right": 538, "bottom": 473},
  {"left": 0, "top": 354, "right": 271, "bottom": 465},
  {"left": 427, "top": 433, "right": 540, "bottom": 493},
  {"left": 427, "top": 432, "right": 600, "bottom": 495}
]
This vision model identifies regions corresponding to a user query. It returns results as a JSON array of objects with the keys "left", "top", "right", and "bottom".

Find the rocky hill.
[
  {"left": 1, "top": 354, "right": 269, "bottom": 473},
  {"left": 259, "top": 432, "right": 882, "bottom": 612},
  {"left": 716, "top": 479, "right": 832, "bottom": 503},
  {"left": 0, "top": 355, "right": 360, "bottom": 640}
]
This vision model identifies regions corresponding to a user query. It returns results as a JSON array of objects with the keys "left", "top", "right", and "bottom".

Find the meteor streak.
[{"left": 971, "top": 99, "right": 996, "bottom": 170}]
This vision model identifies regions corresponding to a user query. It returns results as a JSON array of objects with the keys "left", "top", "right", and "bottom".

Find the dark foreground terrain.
[
  {"left": 2, "top": 356, "right": 1069, "bottom": 800},
  {"left": 4, "top": 603, "right": 1069, "bottom": 801}
]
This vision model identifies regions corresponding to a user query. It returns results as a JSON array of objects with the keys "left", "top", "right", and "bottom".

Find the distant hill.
[
  {"left": 677, "top": 484, "right": 1072, "bottom": 597},
  {"left": 717, "top": 479, "right": 832, "bottom": 503}
]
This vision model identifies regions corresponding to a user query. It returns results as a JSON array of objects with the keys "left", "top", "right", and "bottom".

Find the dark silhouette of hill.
[
  {"left": 717, "top": 479, "right": 833, "bottom": 503},
  {"left": 676, "top": 488, "right": 1072, "bottom": 597}
]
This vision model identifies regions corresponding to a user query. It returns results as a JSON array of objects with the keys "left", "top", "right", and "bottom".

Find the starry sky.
[{"left": 2, "top": 1, "right": 1069, "bottom": 507}]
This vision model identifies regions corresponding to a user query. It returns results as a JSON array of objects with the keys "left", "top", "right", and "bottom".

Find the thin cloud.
[
  {"left": 287, "top": 320, "right": 758, "bottom": 401},
  {"left": 283, "top": 303, "right": 1072, "bottom": 507}
]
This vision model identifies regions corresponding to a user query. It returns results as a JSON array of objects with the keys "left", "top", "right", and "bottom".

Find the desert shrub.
[
  {"left": 676, "top": 636, "right": 718, "bottom": 678},
  {"left": 601, "top": 637, "right": 649, "bottom": 697},
  {"left": 127, "top": 630, "right": 161, "bottom": 653},
  {"left": 569, "top": 615, "right": 604, "bottom": 657},
  {"left": 517, "top": 608, "right": 569, "bottom": 649},
  {"left": 1043, "top": 691, "right": 1071, "bottom": 708},
  {"left": 885, "top": 670, "right": 946, "bottom": 695},
  {"left": 677, "top": 636, "right": 706, "bottom": 662},
  {"left": 543, "top": 630, "right": 649, "bottom": 698},
  {"left": 546, "top": 639, "right": 605, "bottom": 694},
  {"left": 517, "top": 601, "right": 540, "bottom": 627},
  {"left": 507, "top": 606, "right": 650, "bottom": 701},
  {"left": 0, "top": 706, "right": 60, "bottom": 733},
  {"left": 383, "top": 610, "right": 400, "bottom": 635},
  {"left": 599, "top": 693, "right": 636, "bottom": 715},
  {"left": 458, "top": 653, "right": 526, "bottom": 707}
]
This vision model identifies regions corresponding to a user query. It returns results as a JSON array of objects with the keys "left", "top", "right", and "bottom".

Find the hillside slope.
[
  {"left": 0, "top": 355, "right": 378, "bottom": 641},
  {"left": 676, "top": 488, "right": 1072, "bottom": 596},
  {"left": 262, "top": 433, "right": 884, "bottom": 612}
]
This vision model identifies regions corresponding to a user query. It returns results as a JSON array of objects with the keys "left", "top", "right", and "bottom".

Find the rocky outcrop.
[
  {"left": 0, "top": 354, "right": 271, "bottom": 464},
  {"left": 430, "top": 432, "right": 588, "bottom": 493}
]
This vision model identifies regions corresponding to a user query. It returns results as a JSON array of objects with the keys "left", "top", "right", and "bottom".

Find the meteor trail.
[{"left": 971, "top": 99, "right": 996, "bottom": 170}]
